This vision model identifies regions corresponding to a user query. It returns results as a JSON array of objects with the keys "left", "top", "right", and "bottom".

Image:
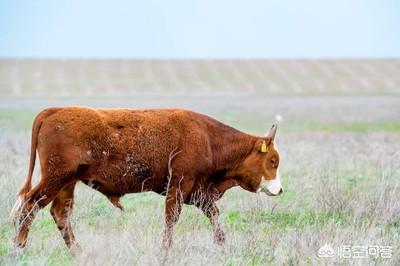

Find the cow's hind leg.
[
  {"left": 50, "top": 182, "right": 80, "bottom": 252},
  {"left": 14, "top": 173, "right": 74, "bottom": 248}
]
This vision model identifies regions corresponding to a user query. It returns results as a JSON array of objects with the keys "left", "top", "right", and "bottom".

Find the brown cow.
[{"left": 10, "top": 107, "right": 282, "bottom": 252}]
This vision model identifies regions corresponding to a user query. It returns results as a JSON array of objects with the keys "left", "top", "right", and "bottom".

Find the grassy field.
[{"left": 0, "top": 60, "right": 399, "bottom": 265}]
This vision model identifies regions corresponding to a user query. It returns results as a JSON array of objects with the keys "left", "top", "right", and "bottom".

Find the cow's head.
[{"left": 235, "top": 124, "right": 283, "bottom": 196}]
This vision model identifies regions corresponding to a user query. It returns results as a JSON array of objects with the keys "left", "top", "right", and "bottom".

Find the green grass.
[
  {"left": 285, "top": 121, "right": 400, "bottom": 133},
  {"left": 224, "top": 210, "right": 348, "bottom": 230},
  {"left": 0, "top": 110, "right": 36, "bottom": 131},
  {"left": 228, "top": 118, "right": 400, "bottom": 134},
  {"left": 47, "top": 247, "right": 73, "bottom": 266}
]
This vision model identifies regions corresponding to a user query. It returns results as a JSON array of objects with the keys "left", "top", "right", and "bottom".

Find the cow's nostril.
[{"left": 279, "top": 188, "right": 283, "bottom": 195}]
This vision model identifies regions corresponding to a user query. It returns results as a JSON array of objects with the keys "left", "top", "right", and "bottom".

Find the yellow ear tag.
[{"left": 261, "top": 141, "right": 267, "bottom": 153}]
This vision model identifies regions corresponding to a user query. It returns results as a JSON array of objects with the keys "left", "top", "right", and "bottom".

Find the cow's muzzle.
[{"left": 257, "top": 173, "right": 283, "bottom": 196}]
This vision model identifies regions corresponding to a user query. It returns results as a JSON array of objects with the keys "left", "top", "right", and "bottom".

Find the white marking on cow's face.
[
  {"left": 257, "top": 169, "right": 282, "bottom": 196},
  {"left": 256, "top": 141, "right": 282, "bottom": 196}
]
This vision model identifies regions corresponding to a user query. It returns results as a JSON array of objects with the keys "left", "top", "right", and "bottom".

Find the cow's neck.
[{"left": 210, "top": 127, "right": 256, "bottom": 178}]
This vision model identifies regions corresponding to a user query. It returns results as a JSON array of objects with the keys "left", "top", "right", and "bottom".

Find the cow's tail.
[{"left": 10, "top": 108, "right": 58, "bottom": 222}]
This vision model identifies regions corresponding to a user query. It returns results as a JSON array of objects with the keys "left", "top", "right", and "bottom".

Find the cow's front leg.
[
  {"left": 162, "top": 179, "right": 194, "bottom": 248},
  {"left": 199, "top": 201, "right": 225, "bottom": 244}
]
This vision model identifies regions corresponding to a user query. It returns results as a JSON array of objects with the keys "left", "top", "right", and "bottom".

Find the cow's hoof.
[
  {"left": 161, "top": 237, "right": 172, "bottom": 249},
  {"left": 13, "top": 235, "right": 27, "bottom": 249},
  {"left": 70, "top": 242, "right": 82, "bottom": 256},
  {"left": 214, "top": 230, "right": 226, "bottom": 245}
]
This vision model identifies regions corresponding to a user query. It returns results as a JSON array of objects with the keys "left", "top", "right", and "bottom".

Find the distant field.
[
  {"left": 0, "top": 60, "right": 399, "bottom": 265},
  {"left": 0, "top": 59, "right": 399, "bottom": 96}
]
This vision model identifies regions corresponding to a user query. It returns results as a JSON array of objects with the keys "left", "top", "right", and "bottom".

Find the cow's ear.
[
  {"left": 265, "top": 124, "right": 278, "bottom": 141},
  {"left": 256, "top": 137, "right": 272, "bottom": 153}
]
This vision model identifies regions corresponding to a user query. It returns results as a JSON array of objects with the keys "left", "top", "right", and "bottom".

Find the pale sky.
[{"left": 0, "top": 0, "right": 399, "bottom": 58}]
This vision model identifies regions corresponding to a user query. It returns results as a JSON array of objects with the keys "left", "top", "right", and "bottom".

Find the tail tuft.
[{"left": 10, "top": 196, "right": 24, "bottom": 223}]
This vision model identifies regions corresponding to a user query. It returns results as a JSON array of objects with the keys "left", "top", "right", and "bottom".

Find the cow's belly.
[{"left": 81, "top": 154, "right": 165, "bottom": 195}]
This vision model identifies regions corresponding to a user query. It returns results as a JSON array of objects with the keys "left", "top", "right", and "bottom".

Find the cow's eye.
[{"left": 270, "top": 158, "right": 276, "bottom": 164}]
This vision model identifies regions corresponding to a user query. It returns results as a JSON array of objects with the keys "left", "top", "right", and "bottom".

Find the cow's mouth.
[
  {"left": 257, "top": 174, "right": 283, "bottom": 196},
  {"left": 264, "top": 187, "right": 283, "bottom": 196}
]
